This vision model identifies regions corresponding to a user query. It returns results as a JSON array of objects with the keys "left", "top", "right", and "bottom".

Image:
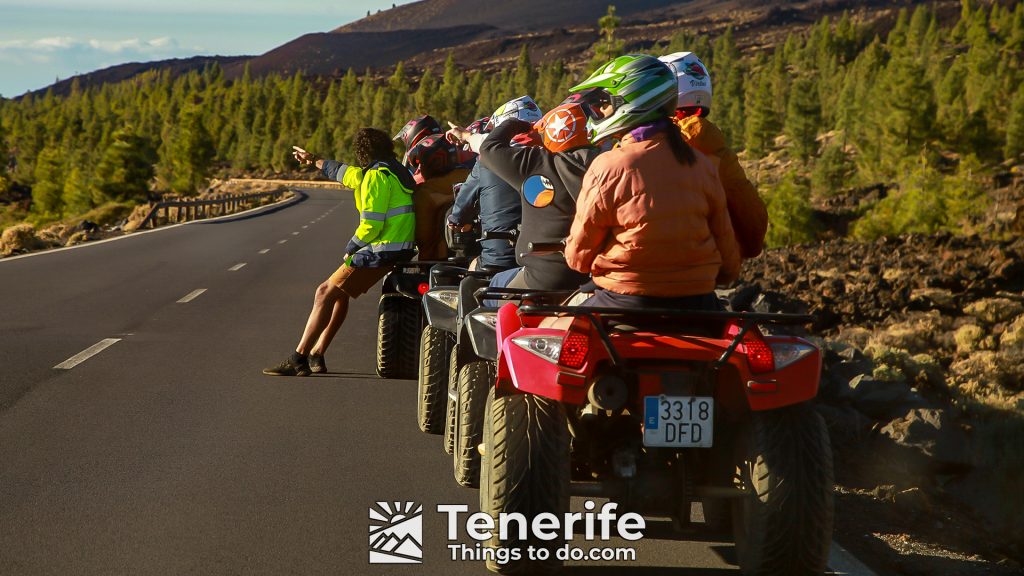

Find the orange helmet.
[{"left": 533, "top": 103, "right": 590, "bottom": 153}]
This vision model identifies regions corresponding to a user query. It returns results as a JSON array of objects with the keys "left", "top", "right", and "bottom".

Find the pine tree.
[
  {"left": 878, "top": 50, "right": 935, "bottom": 174},
  {"left": 712, "top": 27, "right": 745, "bottom": 147},
  {"left": 744, "top": 61, "right": 780, "bottom": 159},
  {"left": 764, "top": 172, "right": 817, "bottom": 247},
  {"left": 1006, "top": 88, "right": 1024, "bottom": 160},
  {"left": 31, "top": 145, "right": 64, "bottom": 217},
  {"left": 784, "top": 74, "right": 822, "bottom": 165},
  {"left": 514, "top": 45, "right": 537, "bottom": 98},
  {"left": 62, "top": 164, "right": 93, "bottom": 215},
  {"left": 590, "top": 5, "right": 625, "bottom": 70},
  {"left": 812, "top": 141, "right": 854, "bottom": 196},
  {"left": 163, "top": 104, "right": 215, "bottom": 195},
  {"left": 94, "top": 127, "right": 155, "bottom": 203}
]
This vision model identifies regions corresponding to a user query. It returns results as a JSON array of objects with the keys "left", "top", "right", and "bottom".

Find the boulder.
[
  {"left": 954, "top": 324, "right": 989, "bottom": 355},
  {"left": 816, "top": 403, "right": 871, "bottom": 444},
  {"left": 964, "top": 298, "right": 1024, "bottom": 326},
  {"left": 1000, "top": 315, "right": 1024, "bottom": 353},
  {"left": 879, "top": 408, "right": 972, "bottom": 472},
  {"left": 0, "top": 223, "right": 44, "bottom": 256},
  {"left": 849, "top": 374, "right": 927, "bottom": 420},
  {"left": 909, "top": 287, "right": 957, "bottom": 312}
]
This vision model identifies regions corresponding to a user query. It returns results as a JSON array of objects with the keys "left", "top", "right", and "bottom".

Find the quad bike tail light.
[
  {"left": 417, "top": 282, "right": 430, "bottom": 295},
  {"left": 510, "top": 331, "right": 589, "bottom": 369},
  {"left": 557, "top": 332, "right": 589, "bottom": 369},
  {"left": 743, "top": 336, "right": 775, "bottom": 374}
]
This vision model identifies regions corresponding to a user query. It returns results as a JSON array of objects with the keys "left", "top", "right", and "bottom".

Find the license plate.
[{"left": 643, "top": 395, "right": 713, "bottom": 448}]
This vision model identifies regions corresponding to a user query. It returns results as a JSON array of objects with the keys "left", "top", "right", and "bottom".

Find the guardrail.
[{"left": 136, "top": 190, "right": 289, "bottom": 230}]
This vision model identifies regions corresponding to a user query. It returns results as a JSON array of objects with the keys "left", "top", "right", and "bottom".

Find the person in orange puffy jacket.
[
  {"left": 659, "top": 52, "right": 768, "bottom": 260},
  {"left": 565, "top": 55, "right": 740, "bottom": 310}
]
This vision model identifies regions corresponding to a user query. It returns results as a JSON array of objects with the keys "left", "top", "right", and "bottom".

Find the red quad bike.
[{"left": 479, "top": 296, "right": 835, "bottom": 575}]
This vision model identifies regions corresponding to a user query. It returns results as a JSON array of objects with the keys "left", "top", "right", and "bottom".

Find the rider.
[
  {"left": 565, "top": 54, "right": 740, "bottom": 309},
  {"left": 447, "top": 96, "right": 544, "bottom": 271},
  {"left": 404, "top": 133, "right": 472, "bottom": 261},
  {"left": 263, "top": 128, "right": 417, "bottom": 376},
  {"left": 659, "top": 51, "right": 767, "bottom": 259},
  {"left": 471, "top": 101, "right": 598, "bottom": 290}
]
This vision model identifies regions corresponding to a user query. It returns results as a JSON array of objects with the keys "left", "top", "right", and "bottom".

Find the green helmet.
[{"left": 570, "top": 54, "right": 678, "bottom": 144}]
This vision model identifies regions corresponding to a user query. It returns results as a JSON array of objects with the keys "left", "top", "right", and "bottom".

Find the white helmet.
[
  {"left": 658, "top": 52, "right": 713, "bottom": 110},
  {"left": 485, "top": 95, "right": 544, "bottom": 131}
]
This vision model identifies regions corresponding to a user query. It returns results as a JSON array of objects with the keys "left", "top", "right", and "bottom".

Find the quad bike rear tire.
[
  {"left": 480, "top": 391, "right": 569, "bottom": 575},
  {"left": 417, "top": 326, "right": 454, "bottom": 434},
  {"left": 376, "top": 296, "right": 420, "bottom": 379},
  {"left": 732, "top": 404, "right": 834, "bottom": 576},
  {"left": 443, "top": 345, "right": 459, "bottom": 455},
  {"left": 453, "top": 360, "right": 495, "bottom": 487}
]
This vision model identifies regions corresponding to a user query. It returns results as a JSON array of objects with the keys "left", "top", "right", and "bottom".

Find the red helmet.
[
  {"left": 394, "top": 115, "right": 442, "bottom": 150},
  {"left": 406, "top": 134, "right": 457, "bottom": 179},
  {"left": 466, "top": 116, "right": 490, "bottom": 135},
  {"left": 533, "top": 103, "right": 590, "bottom": 153}
]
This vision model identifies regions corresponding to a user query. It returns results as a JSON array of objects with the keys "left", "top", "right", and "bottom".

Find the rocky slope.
[{"left": 730, "top": 231, "right": 1024, "bottom": 573}]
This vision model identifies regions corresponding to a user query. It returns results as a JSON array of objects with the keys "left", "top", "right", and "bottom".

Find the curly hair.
[{"left": 354, "top": 127, "right": 395, "bottom": 167}]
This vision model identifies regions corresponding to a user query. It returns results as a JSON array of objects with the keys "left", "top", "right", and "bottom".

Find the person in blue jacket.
[{"left": 446, "top": 96, "right": 543, "bottom": 270}]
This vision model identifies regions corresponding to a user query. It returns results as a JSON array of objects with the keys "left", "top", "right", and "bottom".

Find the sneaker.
[
  {"left": 309, "top": 354, "right": 327, "bottom": 374},
  {"left": 262, "top": 356, "right": 311, "bottom": 377}
]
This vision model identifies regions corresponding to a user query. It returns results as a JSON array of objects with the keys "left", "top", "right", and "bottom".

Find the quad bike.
[
  {"left": 416, "top": 230, "right": 518, "bottom": 447},
  {"left": 477, "top": 248, "right": 834, "bottom": 575},
  {"left": 445, "top": 286, "right": 571, "bottom": 489},
  {"left": 376, "top": 200, "right": 478, "bottom": 380}
]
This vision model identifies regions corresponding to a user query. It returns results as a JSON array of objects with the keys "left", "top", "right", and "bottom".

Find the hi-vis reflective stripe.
[
  {"left": 386, "top": 205, "right": 414, "bottom": 217},
  {"left": 361, "top": 205, "right": 414, "bottom": 221},
  {"left": 349, "top": 236, "right": 369, "bottom": 248},
  {"left": 370, "top": 241, "right": 416, "bottom": 252}
]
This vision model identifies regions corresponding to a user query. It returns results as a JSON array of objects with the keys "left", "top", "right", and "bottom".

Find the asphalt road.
[{"left": 0, "top": 188, "right": 856, "bottom": 575}]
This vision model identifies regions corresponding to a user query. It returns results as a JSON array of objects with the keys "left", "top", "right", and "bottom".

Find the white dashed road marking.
[
  {"left": 229, "top": 263, "right": 247, "bottom": 271},
  {"left": 302, "top": 225, "right": 308, "bottom": 229},
  {"left": 278, "top": 239, "right": 288, "bottom": 244},
  {"left": 54, "top": 338, "right": 121, "bottom": 370},
  {"left": 292, "top": 232, "right": 300, "bottom": 236},
  {"left": 177, "top": 289, "right": 207, "bottom": 303},
  {"left": 259, "top": 249, "right": 270, "bottom": 254}
]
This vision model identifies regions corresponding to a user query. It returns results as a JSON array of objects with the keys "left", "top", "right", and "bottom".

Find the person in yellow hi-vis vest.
[{"left": 264, "top": 128, "right": 417, "bottom": 377}]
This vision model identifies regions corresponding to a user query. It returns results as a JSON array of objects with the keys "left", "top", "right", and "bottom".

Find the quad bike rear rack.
[{"left": 517, "top": 305, "right": 816, "bottom": 369}]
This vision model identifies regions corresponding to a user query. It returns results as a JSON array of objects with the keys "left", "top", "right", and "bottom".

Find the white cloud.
[{"left": 0, "top": 35, "right": 202, "bottom": 96}]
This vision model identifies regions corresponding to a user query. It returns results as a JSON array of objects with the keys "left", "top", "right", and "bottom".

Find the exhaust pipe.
[{"left": 587, "top": 373, "right": 628, "bottom": 412}]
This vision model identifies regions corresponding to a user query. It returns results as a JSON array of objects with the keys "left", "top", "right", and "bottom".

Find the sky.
[{"left": 0, "top": 0, "right": 407, "bottom": 97}]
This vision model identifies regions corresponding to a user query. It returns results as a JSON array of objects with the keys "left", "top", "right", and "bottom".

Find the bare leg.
[
  {"left": 296, "top": 281, "right": 345, "bottom": 355},
  {"left": 311, "top": 294, "right": 350, "bottom": 355}
]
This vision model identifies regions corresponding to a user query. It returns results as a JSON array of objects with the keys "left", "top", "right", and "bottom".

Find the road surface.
[{"left": 0, "top": 187, "right": 867, "bottom": 575}]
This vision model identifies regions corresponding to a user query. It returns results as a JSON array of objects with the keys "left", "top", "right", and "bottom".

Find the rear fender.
[
  {"left": 742, "top": 335, "right": 821, "bottom": 411},
  {"left": 495, "top": 303, "right": 523, "bottom": 394}
]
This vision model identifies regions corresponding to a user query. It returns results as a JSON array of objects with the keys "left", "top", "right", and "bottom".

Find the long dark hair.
[
  {"left": 662, "top": 117, "right": 697, "bottom": 166},
  {"left": 354, "top": 127, "right": 396, "bottom": 167}
]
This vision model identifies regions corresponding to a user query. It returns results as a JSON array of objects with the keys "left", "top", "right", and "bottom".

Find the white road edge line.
[
  {"left": 229, "top": 263, "right": 247, "bottom": 271},
  {"left": 0, "top": 191, "right": 300, "bottom": 264},
  {"left": 54, "top": 338, "right": 121, "bottom": 370},
  {"left": 177, "top": 288, "right": 207, "bottom": 303},
  {"left": 828, "top": 541, "right": 878, "bottom": 576},
  {"left": 259, "top": 249, "right": 270, "bottom": 254}
]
